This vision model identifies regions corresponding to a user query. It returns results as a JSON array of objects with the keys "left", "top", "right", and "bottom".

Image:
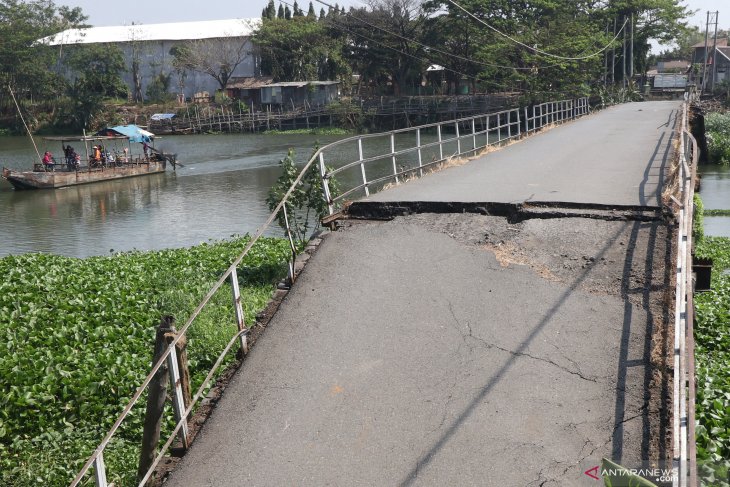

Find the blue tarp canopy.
[
  {"left": 95, "top": 125, "right": 154, "bottom": 143},
  {"left": 150, "top": 113, "right": 176, "bottom": 121}
]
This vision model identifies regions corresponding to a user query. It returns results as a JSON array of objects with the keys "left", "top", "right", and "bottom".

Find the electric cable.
[{"left": 445, "top": 0, "right": 627, "bottom": 61}]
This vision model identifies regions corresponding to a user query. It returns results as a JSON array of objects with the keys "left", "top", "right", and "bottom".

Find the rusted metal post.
[{"left": 137, "top": 316, "right": 173, "bottom": 483}]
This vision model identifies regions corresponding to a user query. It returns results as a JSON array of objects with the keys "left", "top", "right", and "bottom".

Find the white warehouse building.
[{"left": 41, "top": 18, "right": 261, "bottom": 100}]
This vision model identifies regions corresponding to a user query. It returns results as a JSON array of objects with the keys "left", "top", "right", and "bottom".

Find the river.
[
  {"left": 699, "top": 163, "right": 730, "bottom": 238},
  {"left": 0, "top": 133, "right": 349, "bottom": 258}
]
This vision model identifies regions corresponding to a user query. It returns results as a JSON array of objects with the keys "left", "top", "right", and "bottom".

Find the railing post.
[
  {"left": 319, "top": 153, "right": 333, "bottom": 215},
  {"left": 455, "top": 121, "right": 461, "bottom": 155},
  {"left": 282, "top": 204, "right": 297, "bottom": 284},
  {"left": 516, "top": 108, "right": 521, "bottom": 137},
  {"left": 167, "top": 342, "right": 190, "bottom": 450},
  {"left": 416, "top": 128, "right": 423, "bottom": 178},
  {"left": 438, "top": 124, "right": 443, "bottom": 160},
  {"left": 471, "top": 118, "right": 477, "bottom": 153},
  {"left": 358, "top": 138, "right": 369, "bottom": 197},
  {"left": 94, "top": 453, "right": 108, "bottom": 487},
  {"left": 229, "top": 268, "right": 248, "bottom": 356},
  {"left": 390, "top": 133, "right": 399, "bottom": 183},
  {"left": 507, "top": 111, "right": 512, "bottom": 139},
  {"left": 137, "top": 316, "right": 173, "bottom": 482},
  {"left": 524, "top": 107, "right": 529, "bottom": 134},
  {"left": 497, "top": 113, "right": 501, "bottom": 143}
]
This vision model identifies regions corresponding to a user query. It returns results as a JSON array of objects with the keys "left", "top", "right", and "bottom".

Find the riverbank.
[{"left": 0, "top": 236, "right": 291, "bottom": 486}]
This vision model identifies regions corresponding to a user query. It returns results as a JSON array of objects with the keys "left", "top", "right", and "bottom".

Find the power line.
[
  {"left": 314, "top": 0, "right": 565, "bottom": 72},
  {"left": 445, "top": 0, "right": 628, "bottom": 61}
]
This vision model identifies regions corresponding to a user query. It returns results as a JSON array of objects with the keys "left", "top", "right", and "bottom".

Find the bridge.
[
  {"left": 163, "top": 101, "right": 682, "bottom": 485},
  {"left": 73, "top": 99, "right": 697, "bottom": 487}
]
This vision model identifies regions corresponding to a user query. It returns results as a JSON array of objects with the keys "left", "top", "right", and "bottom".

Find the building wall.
[{"left": 118, "top": 37, "right": 257, "bottom": 100}]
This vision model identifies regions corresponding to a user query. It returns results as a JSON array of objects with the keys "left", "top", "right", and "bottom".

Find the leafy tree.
[
  {"left": 285, "top": 5, "right": 292, "bottom": 20},
  {"left": 277, "top": 3, "right": 285, "bottom": 19},
  {"left": 62, "top": 43, "right": 127, "bottom": 129},
  {"left": 308, "top": 2, "right": 316, "bottom": 19},
  {"left": 254, "top": 16, "right": 350, "bottom": 82},
  {"left": 339, "top": 0, "right": 427, "bottom": 96},
  {"left": 0, "top": 1, "right": 87, "bottom": 115},
  {"left": 262, "top": 0, "right": 276, "bottom": 20}
]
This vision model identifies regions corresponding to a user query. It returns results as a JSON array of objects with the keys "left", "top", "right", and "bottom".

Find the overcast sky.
[{"left": 58, "top": 0, "right": 727, "bottom": 29}]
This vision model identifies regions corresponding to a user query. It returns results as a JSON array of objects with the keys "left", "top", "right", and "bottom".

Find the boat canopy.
[{"left": 95, "top": 125, "right": 154, "bottom": 143}]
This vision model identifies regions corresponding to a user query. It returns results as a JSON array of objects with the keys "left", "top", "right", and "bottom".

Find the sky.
[
  {"left": 58, "top": 0, "right": 727, "bottom": 30},
  {"left": 60, "top": 0, "right": 368, "bottom": 26}
]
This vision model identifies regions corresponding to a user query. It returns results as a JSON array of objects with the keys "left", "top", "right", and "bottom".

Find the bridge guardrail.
[
  {"left": 317, "top": 97, "right": 590, "bottom": 213},
  {"left": 673, "top": 95, "right": 699, "bottom": 487},
  {"left": 69, "top": 96, "right": 589, "bottom": 486}
]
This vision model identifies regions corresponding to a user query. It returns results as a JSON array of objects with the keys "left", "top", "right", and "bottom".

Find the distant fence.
[
  {"left": 70, "top": 96, "right": 589, "bottom": 487},
  {"left": 147, "top": 94, "right": 522, "bottom": 135}
]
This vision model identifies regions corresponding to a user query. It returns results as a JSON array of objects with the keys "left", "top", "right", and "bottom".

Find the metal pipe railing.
[
  {"left": 318, "top": 98, "right": 589, "bottom": 212},
  {"left": 69, "top": 96, "right": 590, "bottom": 486},
  {"left": 672, "top": 96, "right": 698, "bottom": 487}
]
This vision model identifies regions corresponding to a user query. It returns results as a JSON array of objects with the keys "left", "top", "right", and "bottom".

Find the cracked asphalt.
[{"left": 165, "top": 103, "right": 676, "bottom": 486}]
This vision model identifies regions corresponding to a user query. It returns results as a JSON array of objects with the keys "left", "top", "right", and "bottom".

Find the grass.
[
  {"left": 0, "top": 236, "right": 291, "bottom": 486},
  {"left": 704, "top": 209, "right": 730, "bottom": 217},
  {"left": 694, "top": 194, "right": 730, "bottom": 486}
]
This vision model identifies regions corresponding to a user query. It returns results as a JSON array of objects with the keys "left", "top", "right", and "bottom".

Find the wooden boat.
[{"left": 1, "top": 125, "right": 177, "bottom": 190}]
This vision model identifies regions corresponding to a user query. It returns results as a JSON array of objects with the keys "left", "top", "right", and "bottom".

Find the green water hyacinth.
[{"left": 0, "top": 236, "right": 290, "bottom": 486}]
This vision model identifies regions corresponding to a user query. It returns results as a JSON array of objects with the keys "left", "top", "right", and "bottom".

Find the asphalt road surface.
[{"left": 165, "top": 101, "right": 679, "bottom": 486}]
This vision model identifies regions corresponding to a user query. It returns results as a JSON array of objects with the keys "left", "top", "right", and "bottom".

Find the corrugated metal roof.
[
  {"left": 692, "top": 38, "right": 728, "bottom": 48},
  {"left": 40, "top": 18, "right": 261, "bottom": 46},
  {"left": 226, "top": 77, "right": 274, "bottom": 89},
  {"left": 266, "top": 81, "right": 339, "bottom": 88}
]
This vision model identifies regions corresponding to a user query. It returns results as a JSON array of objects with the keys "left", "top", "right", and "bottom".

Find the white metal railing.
[
  {"left": 70, "top": 96, "right": 590, "bottom": 486},
  {"left": 673, "top": 95, "right": 698, "bottom": 487},
  {"left": 69, "top": 166, "right": 307, "bottom": 487},
  {"left": 317, "top": 98, "right": 590, "bottom": 214}
]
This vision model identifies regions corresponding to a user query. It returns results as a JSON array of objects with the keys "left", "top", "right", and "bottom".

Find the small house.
[
  {"left": 225, "top": 77, "right": 274, "bottom": 106},
  {"left": 692, "top": 38, "right": 730, "bottom": 89},
  {"left": 260, "top": 81, "right": 340, "bottom": 107}
]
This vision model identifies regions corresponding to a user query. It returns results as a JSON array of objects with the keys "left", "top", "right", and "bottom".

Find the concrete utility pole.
[
  {"left": 629, "top": 13, "right": 634, "bottom": 81},
  {"left": 711, "top": 11, "right": 719, "bottom": 91},
  {"left": 611, "top": 17, "right": 617, "bottom": 85},
  {"left": 622, "top": 15, "right": 627, "bottom": 87}
]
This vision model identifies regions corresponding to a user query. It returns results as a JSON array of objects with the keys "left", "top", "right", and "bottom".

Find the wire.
[
  {"left": 445, "top": 0, "right": 628, "bottom": 61},
  {"left": 313, "top": 0, "right": 565, "bottom": 71}
]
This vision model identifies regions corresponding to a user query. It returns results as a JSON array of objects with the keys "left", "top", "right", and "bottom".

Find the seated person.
[{"left": 42, "top": 151, "right": 55, "bottom": 171}]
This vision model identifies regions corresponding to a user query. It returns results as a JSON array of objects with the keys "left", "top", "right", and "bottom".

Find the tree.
[
  {"left": 277, "top": 4, "right": 285, "bottom": 19},
  {"left": 262, "top": 0, "right": 276, "bottom": 20},
  {"left": 340, "top": 0, "right": 427, "bottom": 96},
  {"left": 308, "top": 2, "right": 316, "bottom": 19},
  {"left": 62, "top": 43, "right": 127, "bottom": 129},
  {"left": 0, "top": 1, "right": 87, "bottom": 113},
  {"left": 171, "top": 32, "right": 251, "bottom": 91},
  {"left": 254, "top": 16, "right": 350, "bottom": 82}
]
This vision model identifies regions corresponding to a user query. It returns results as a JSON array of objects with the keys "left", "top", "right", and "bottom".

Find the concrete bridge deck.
[{"left": 165, "top": 101, "right": 680, "bottom": 486}]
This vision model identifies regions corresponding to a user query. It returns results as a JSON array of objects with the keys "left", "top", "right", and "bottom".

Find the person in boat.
[
  {"left": 42, "top": 151, "right": 55, "bottom": 171},
  {"left": 91, "top": 145, "right": 102, "bottom": 167},
  {"left": 63, "top": 144, "right": 78, "bottom": 171},
  {"left": 142, "top": 141, "right": 150, "bottom": 161}
]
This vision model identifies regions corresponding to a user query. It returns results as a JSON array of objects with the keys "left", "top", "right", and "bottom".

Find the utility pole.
[
  {"left": 622, "top": 15, "right": 627, "bottom": 87},
  {"left": 710, "top": 11, "right": 719, "bottom": 91},
  {"left": 629, "top": 13, "right": 634, "bottom": 81},
  {"left": 700, "top": 11, "right": 715, "bottom": 94},
  {"left": 611, "top": 17, "right": 617, "bottom": 85},
  {"left": 604, "top": 22, "right": 609, "bottom": 86}
]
